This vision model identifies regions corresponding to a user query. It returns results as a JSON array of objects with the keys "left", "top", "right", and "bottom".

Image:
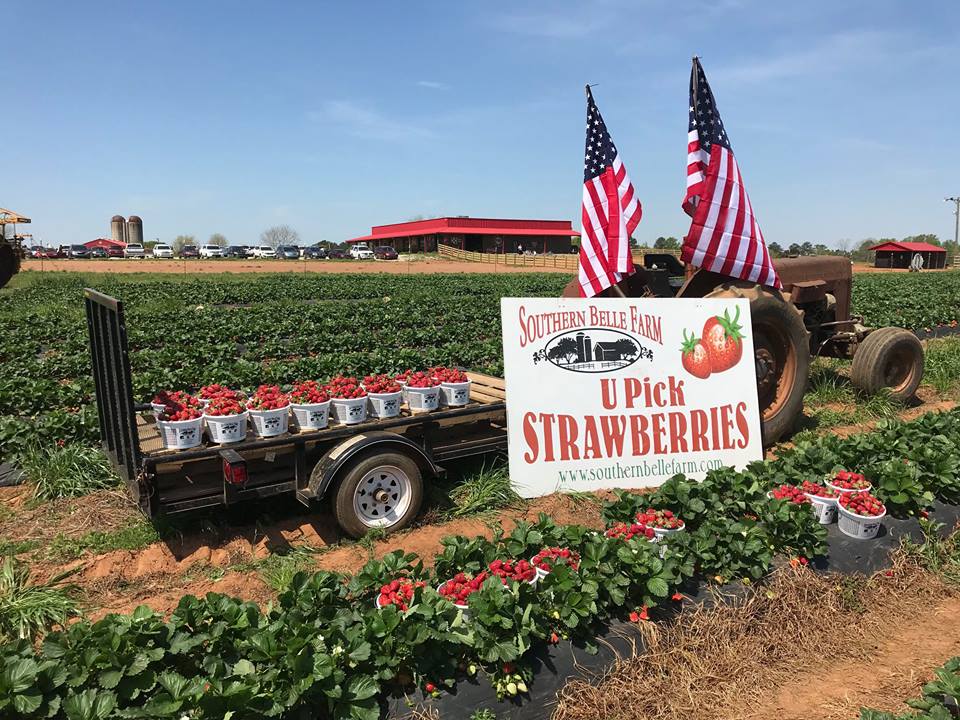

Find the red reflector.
[{"left": 223, "top": 457, "right": 247, "bottom": 486}]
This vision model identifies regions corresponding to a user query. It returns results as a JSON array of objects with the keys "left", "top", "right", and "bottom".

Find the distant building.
[
  {"left": 86, "top": 238, "right": 126, "bottom": 250},
  {"left": 346, "top": 217, "right": 579, "bottom": 254},
  {"left": 869, "top": 241, "right": 946, "bottom": 269}
]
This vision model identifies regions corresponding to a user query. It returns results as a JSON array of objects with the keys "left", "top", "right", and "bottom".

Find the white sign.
[{"left": 500, "top": 297, "right": 763, "bottom": 497}]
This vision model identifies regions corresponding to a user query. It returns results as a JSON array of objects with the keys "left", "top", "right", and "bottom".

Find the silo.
[
  {"left": 127, "top": 216, "right": 143, "bottom": 246},
  {"left": 110, "top": 215, "right": 127, "bottom": 243}
]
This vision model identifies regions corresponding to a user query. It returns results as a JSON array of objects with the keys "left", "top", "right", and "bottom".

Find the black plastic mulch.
[{"left": 387, "top": 501, "right": 960, "bottom": 720}]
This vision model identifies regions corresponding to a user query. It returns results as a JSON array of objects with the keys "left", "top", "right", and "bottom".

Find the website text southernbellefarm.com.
[{"left": 556, "top": 456, "right": 724, "bottom": 484}]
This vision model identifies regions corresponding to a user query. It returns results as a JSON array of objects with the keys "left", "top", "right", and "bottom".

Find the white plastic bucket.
[
  {"left": 331, "top": 397, "right": 368, "bottom": 424},
  {"left": 405, "top": 386, "right": 440, "bottom": 413},
  {"left": 825, "top": 480, "right": 872, "bottom": 495},
  {"left": 650, "top": 524, "right": 685, "bottom": 557},
  {"left": 248, "top": 406, "right": 290, "bottom": 437},
  {"left": 156, "top": 417, "right": 204, "bottom": 450},
  {"left": 151, "top": 402, "right": 167, "bottom": 418},
  {"left": 204, "top": 411, "right": 248, "bottom": 444},
  {"left": 837, "top": 503, "right": 885, "bottom": 540},
  {"left": 439, "top": 381, "right": 472, "bottom": 407},
  {"left": 806, "top": 494, "right": 838, "bottom": 524},
  {"left": 367, "top": 391, "right": 402, "bottom": 419},
  {"left": 291, "top": 401, "right": 331, "bottom": 431}
]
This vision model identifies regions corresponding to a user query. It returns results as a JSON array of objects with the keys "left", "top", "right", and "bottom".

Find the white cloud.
[
  {"left": 417, "top": 80, "right": 448, "bottom": 90},
  {"left": 307, "top": 101, "right": 432, "bottom": 141}
]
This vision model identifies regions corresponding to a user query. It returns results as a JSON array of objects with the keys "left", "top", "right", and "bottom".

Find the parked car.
[
  {"left": 124, "top": 243, "right": 146, "bottom": 259},
  {"left": 29, "top": 245, "right": 45, "bottom": 258},
  {"left": 199, "top": 244, "right": 223, "bottom": 258},
  {"left": 152, "top": 243, "right": 174, "bottom": 259},
  {"left": 223, "top": 245, "right": 247, "bottom": 258},
  {"left": 89, "top": 247, "right": 109, "bottom": 258},
  {"left": 303, "top": 246, "right": 328, "bottom": 259},
  {"left": 58, "top": 245, "right": 72, "bottom": 257},
  {"left": 349, "top": 244, "right": 375, "bottom": 260},
  {"left": 276, "top": 245, "right": 301, "bottom": 260},
  {"left": 44, "top": 246, "right": 65, "bottom": 259},
  {"left": 69, "top": 244, "right": 91, "bottom": 259},
  {"left": 250, "top": 245, "right": 277, "bottom": 259},
  {"left": 328, "top": 248, "right": 349, "bottom": 259},
  {"left": 179, "top": 245, "right": 200, "bottom": 259},
  {"left": 105, "top": 245, "right": 124, "bottom": 258},
  {"left": 374, "top": 246, "right": 398, "bottom": 260}
]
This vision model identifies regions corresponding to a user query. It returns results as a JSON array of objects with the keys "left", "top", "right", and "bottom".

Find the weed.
[
  {"left": 356, "top": 528, "right": 387, "bottom": 560},
  {"left": 564, "top": 490, "right": 601, "bottom": 509},
  {"left": 45, "top": 520, "right": 161, "bottom": 561},
  {"left": 445, "top": 463, "right": 523, "bottom": 519},
  {"left": 255, "top": 545, "right": 322, "bottom": 592},
  {"left": 924, "top": 337, "right": 960, "bottom": 394},
  {"left": 0, "top": 556, "right": 81, "bottom": 642},
  {"left": 0, "top": 539, "right": 41, "bottom": 556},
  {"left": 469, "top": 711, "right": 497, "bottom": 720},
  {"left": 901, "top": 520, "right": 960, "bottom": 585},
  {"left": 806, "top": 362, "right": 854, "bottom": 405},
  {"left": 836, "top": 574, "right": 868, "bottom": 614},
  {"left": 22, "top": 443, "right": 118, "bottom": 501}
]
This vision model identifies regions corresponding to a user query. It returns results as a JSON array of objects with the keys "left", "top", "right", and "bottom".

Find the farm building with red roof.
[
  {"left": 869, "top": 241, "right": 946, "bottom": 269},
  {"left": 346, "top": 217, "right": 579, "bottom": 254}
]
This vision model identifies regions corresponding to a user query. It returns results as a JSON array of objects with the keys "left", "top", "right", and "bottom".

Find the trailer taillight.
[{"left": 220, "top": 449, "right": 247, "bottom": 487}]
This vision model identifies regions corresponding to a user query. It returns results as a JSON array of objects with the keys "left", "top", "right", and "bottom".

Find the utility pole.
[{"left": 947, "top": 196, "right": 960, "bottom": 248}]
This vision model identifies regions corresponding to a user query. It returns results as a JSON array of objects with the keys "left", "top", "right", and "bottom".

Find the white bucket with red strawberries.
[
  {"left": 434, "top": 367, "right": 472, "bottom": 407},
  {"left": 248, "top": 407, "right": 290, "bottom": 437},
  {"left": 837, "top": 492, "right": 886, "bottom": 540},
  {"left": 332, "top": 397, "right": 367, "bottom": 424},
  {"left": 362, "top": 375, "right": 403, "bottom": 418},
  {"left": 156, "top": 417, "right": 204, "bottom": 450},
  {"left": 204, "top": 411, "right": 248, "bottom": 444},
  {"left": 291, "top": 402, "right": 330, "bottom": 431},
  {"left": 403, "top": 372, "right": 441, "bottom": 413}
]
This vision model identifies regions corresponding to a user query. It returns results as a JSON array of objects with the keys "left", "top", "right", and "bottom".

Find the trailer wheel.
[
  {"left": 706, "top": 284, "right": 810, "bottom": 446},
  {"left": 333, "top": 451, "right": 424, "bottom": 539},
  {"left": 851, "top": 327, "right": 924, "bottom": 402}
]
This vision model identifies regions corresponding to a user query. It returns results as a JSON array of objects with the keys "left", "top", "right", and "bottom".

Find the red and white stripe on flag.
[
  {"left": 578, "top": 86, "right": 642, "bottom": 298},
  {"left": 682, "top": 58, "right": 781, "bottom": 289}
]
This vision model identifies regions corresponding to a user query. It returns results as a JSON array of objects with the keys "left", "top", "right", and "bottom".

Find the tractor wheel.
[
  {"left": 850, "top": 327, "right": 923, "bottom": 402},
  {"left": 0, "top": 243, "right": 18, "bottom": 289},
  {"left": 705, "top": 284, "right": 810, "bottom": 446}
]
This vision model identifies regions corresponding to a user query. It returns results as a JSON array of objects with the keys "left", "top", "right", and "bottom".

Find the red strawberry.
[
  {"left": 424, "top": 682, "right": 436, "bottom": 694},
  {"left": 702, "top": 306, "right": 745, "bottom": 373},
  {"left": 681, "top": 329, "right": 712, "bottom": 379}
]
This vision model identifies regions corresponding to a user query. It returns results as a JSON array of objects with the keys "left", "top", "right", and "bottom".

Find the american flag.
[
  {"left": 578, "top": 86, "right": 642, "bottom": 297},
  {"left": 682, "top": 58, "right": 780, "bottom": 288}
]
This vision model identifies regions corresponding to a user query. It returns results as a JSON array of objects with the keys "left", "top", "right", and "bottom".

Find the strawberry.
[
  {"left": 424, "top": 682, "right": 437, "bottom": 694},
  {"left": 198, "top": 384, "right": 241, "bottom": 401},
  {"left": 289, "top": 380, "right": 329, "bottom": 405},
  {"left": 635, "top": 508, "right": 685, "bottom": 530},
  {"left": 671, "top": 592, "right": 684, "bottom": 601},
  {"left": 205, "top": 396, "right": 245, "bottom": 416},
  {"left": 702, "top": 306, "right": 745, "bottom": 372},
  {"left": 770, "top": 484, "right": 810, "bottom": 505},
  {"left": 405, "top": 371, "right": 441, "bottom": 389},
  {"left": 799, "top": 480, "right": 838, "bottom": 498},
  {"left": 438, "top": 572, "right": 491, "bottom": 606},
  {"left": 605, "top": 522, "right": 656, "bottom": 541},
  {"left": 432, "top": 366, "right": 468, "bottom": 383},
  {"left": 326, "top": 375, "right": 368, "bottom": 399},
  {"left": 680, "top": 329, "right": 712, "bottom": 379},
  {"left": 531, "top": 547, "right": 580, "bottom": 572},
  {"left": 488, "top": 558, "right": 537, "bottom": 584},
  {"left": 246, "top": 384, "right": 290, "bottom": 411},
  {"left": 362, "top": 374, "right": 402, "bottom": 394},
  {"left": 159, "top": 404, "right": 202, "bottom": 421},
  {"left": 839, "top": 491, "right": 885, "bottom": 517},
  {"left": 376, "top": 577, "right": 425, "bottom": 612},
  {"left": 829, "top": 471, "right": 870, "bottom": 491}
]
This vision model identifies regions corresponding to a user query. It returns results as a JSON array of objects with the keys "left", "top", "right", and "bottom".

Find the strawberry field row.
[{"left": 3, "top": 408, "right": 960, "bottom": 719}]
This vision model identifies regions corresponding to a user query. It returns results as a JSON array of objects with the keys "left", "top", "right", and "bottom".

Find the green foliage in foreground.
[
  {"left": 3, "top": 409, "right": 960, "bottom": 720},
  {"left": 0, "top": 557, "right": 80, "bottom": 644},
  {"left": 21, "top": 444, "right": 117, "bottom": 501},
  {"left": 860, "top": 656, "right": 960, "bottom": 719}
]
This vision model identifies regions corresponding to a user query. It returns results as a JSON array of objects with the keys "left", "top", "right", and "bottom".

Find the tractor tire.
[
  {"left": 0, "top": 243, "right": 19, "bottom": 289},
  {"left": 850, "top": 327, "right": 923, "bottom": 402},
  {"left": 705, "top": 284, "right": 810, "bottom": 446}
]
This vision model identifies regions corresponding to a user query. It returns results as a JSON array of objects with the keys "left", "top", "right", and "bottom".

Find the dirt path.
[
  {"left": 732, "top": 596, "right": 960, "bottom": 720},
  {"left": 22, "top": 258, "right": 569, "bottom": 275}
]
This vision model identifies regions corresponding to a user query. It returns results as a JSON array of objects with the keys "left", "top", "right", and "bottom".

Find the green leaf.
[
  {"left": 233, "top": 659, "right": 255, "bottom": 676},
  {"left": 12, "top": 690, "right": 42, "bottom": 714},
  {"left": 646, "top": 577, "right": 669, "bottom": 598}
]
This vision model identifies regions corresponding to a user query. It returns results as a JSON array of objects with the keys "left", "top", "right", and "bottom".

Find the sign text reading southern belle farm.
[{"left": 501, "top": 298, "right": 763, "bottom": 497}]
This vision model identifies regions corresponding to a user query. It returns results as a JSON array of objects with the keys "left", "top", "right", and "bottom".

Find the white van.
[
  {"left": 251, "top": 245, "right": 277, "bottom": 258},
  {"left": 199, "top": 244, "right": 223, "bottom": 258}
]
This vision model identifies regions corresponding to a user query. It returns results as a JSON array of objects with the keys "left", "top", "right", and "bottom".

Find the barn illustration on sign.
[{"left": 533, "top": 329, "right": 653, "bottom": 373}]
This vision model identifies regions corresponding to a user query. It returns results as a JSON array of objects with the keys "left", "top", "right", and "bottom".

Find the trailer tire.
[
  {"left": 705, "top": 284, "right": 810, "bottom": 446},
  {"left": 333, "top": 451, "right": 424, "bottom": 539},
  {"left": 851, "top": 327, "right": 923, "bottom": 402}
]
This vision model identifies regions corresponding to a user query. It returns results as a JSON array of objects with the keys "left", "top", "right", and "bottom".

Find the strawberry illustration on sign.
[
  {"left": 702, "top": 306, "right": 745, "bottom": 373},
  {"left": 680, "top": 329, "right": 712, "bottom": 379}
]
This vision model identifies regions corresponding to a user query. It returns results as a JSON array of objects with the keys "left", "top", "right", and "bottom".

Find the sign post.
[{"left": 501, "top": 297, "right": 764, "bottom": 497}]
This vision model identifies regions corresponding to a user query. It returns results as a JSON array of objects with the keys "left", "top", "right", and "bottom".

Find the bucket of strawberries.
[
  {"left": 401, "top": 371, "right": 441, "bottom": 413},
  {"left": 530, "top": 547, "right": 580, "bottom": 580},
  {"left": 436, "top": 571, "right": 504, "bottom": 615},
  {"left": 203, "top": 395, "right": 249, "bottom": 444},
  {"left": 327, "top": 376, "right": 368, "bottom": 424},
  {"left": 197, "top": 384, "right": 243, "bottom": 409},
  {"left": 825, "top": 470, "right": 872, "bottom": 495},
  {"left": 837, "top": 491, "right": 886, "bottom": 540},
  {"left": 799, "top": 480, "right": 839, "bottom": 524},
  {"left": 433, "top": 366, "right": 472, "bottom": 407},
  {"left": 362, "top": 374, "right": 403, "bottom": 419},
  {"left": 375, "top": 578, "right": 426, "bottom": 612},
  {"left": 151, "top": 390, "right": 200, "bottom": 419},
  {"left": 246, "top": 385, "right": 291, "bottom": 438},
  {"left": 289, "top": 381, "right": 331, "bottom": 431},
  {"left": 155, "top": 393, "right": 204, "bottom": 450}
]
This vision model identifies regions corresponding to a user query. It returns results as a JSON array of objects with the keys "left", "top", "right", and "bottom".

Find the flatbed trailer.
[{"left": 85, "top": 289, "right": 507, "bottom": 537}]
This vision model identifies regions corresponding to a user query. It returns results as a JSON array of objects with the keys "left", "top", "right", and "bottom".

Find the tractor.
[
  {"left": 562, "top": 254, "right": 925, "bottom": 446},
  {"left": 0, "top": 208, "right": 30, "bottom": 289}
]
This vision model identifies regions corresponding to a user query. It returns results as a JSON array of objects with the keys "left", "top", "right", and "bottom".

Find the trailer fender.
[{"left": 305, "top": 432, "right": 440, "bottom": 500}]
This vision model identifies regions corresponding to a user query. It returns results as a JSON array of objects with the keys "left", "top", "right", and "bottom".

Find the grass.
[
  {"left": 0, "top": 538, "right": 41, "bottom": 556},
  {"left": 45, "top": 520, "right": 161, "bottom": 562},
  {"left": 444, "top": 463, "right": 523, "bottom": 519},
  {"left": 21, "top": 443, "right": 118, "bottom": 501},
  {"left": 231, "top": 545, "right": 324, "bottom": 592},
  {"left": 924, "top": 336, "right": 960, "bottom": 394},
  {"left": 0, "top": 556, "right": 81, "bottom": 642},
  {"left": 901, "top": 520, "right": 960, "bottom": 586}
]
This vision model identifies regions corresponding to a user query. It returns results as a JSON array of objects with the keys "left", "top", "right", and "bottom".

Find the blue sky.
[{"left": 3, "top": 1, "right": 958, "bottom": 248}]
